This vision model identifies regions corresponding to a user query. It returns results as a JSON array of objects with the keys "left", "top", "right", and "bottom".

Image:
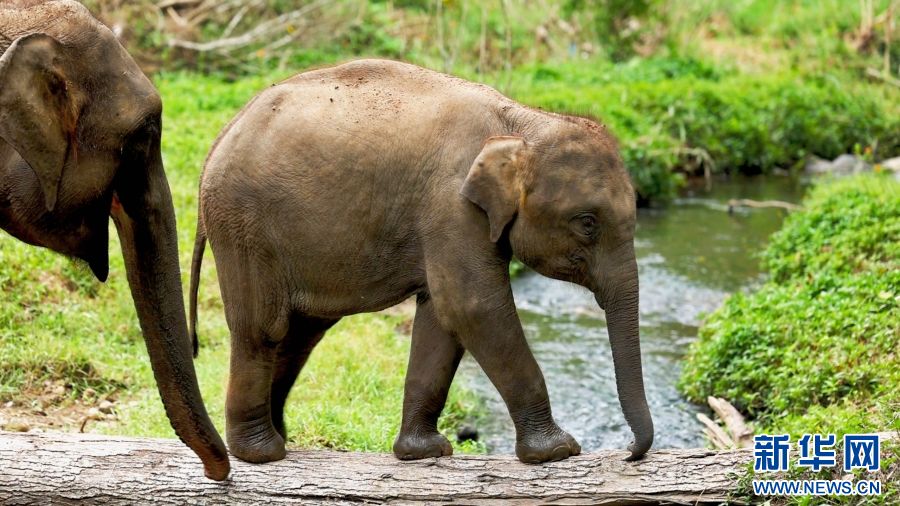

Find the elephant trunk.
[
  {"left": 111, "top": 132, "right": 229, "bottom": 480},
  {"left": 595, "top": 244, "right": 653, "bottom": 460}
]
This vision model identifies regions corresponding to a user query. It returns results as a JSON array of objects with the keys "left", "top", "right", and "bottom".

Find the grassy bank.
[
  {"left": 679, "top": 174, "right": 899, "bottom": 500},
  {"left": 0, "top": 72, "right": 482, "bottom": 453},
  {"left": 679, "top": 174, "right": 899, "bottom": 434}
]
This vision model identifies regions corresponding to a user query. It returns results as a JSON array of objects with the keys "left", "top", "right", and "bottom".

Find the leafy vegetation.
[{"left": 680, "top": 175, "right": 899, "bottom": 436}]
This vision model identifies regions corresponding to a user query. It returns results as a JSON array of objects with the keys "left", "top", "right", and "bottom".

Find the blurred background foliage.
[
  {"left": 81, "top": 0, "right": 899, "bottom": 77},
  {"left": 77, "top": 0, "right": 900, "bottom": 204}
]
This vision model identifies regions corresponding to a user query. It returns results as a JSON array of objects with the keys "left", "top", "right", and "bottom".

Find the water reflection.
[{"left": 460, "top": 176, "right": 806, "bottom": 453}]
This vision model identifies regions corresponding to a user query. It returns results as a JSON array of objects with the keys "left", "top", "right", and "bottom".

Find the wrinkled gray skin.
[
  {"left": 191, "top": 59, "right": 653, "bottom": 465},
  {"left": 0, "top": 0, "right": 228, "bottom": 480}
]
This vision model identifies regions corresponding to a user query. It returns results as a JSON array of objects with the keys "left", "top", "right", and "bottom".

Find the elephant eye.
[{"left": 575, "top": 214, "right": 597, "bottom": 237}]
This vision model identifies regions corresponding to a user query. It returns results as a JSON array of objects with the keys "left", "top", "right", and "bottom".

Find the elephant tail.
[{"left": 189, "top": 214, "right": 207, "bottom": 358}]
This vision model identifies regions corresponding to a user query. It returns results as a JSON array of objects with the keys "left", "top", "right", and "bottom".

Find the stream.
[{"left": 459, "top": 175, "right": 806, "bottom": 452}]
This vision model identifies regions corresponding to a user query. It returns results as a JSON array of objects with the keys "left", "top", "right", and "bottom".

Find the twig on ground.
[
  {"left": 708, "top": 396, "right": 754, "bottom": 448},
  {"left": 727, "top": 199, "right": 802, "bottom": 212},
  {"left": 698, "top": 412, "right": 735, "bottom": 449},
  {"left": 866, "top": 67, "right": 900, "bottom": 87}
]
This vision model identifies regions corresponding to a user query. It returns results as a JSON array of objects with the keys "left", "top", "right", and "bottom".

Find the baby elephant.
[{"left": 190, "top": 59, "right": 653, "bottom": 465}]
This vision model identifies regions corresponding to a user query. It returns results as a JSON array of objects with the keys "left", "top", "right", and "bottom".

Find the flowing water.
[{"left": 459, "top": 175, "right": 806, "bottom": 453}]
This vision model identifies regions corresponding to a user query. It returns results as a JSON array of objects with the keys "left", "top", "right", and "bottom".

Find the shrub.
[{"left": 679, "top": 175, "right": 900, "bottom": 436}]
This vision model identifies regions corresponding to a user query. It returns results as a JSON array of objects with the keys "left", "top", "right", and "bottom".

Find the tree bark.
[{"left": 0, "top": 431, "right": 751, "bottom": 505}]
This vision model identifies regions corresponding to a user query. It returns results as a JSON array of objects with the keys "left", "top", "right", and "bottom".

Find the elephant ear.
[
  {"left": 0, "top": 33, "right": 78, "bottom": 211},
  {"left": 460, "top": 136, "right": 530, "bottom": 243}
]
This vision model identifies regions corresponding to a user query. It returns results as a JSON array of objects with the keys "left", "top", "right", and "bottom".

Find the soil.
[
  {"left": 1, "top": 299, "right": 416, "bottom": 436},
  {"left": 0, "top": 380, "right": 121, "bottom": 435}
]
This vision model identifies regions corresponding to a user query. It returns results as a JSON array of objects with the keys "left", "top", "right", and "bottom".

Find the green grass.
[
  {"left": 0, "top": 71, "right": 483, "bottom": 454},
  {"left": 679, "top": 175, "right": 900, "bottom": 503}
]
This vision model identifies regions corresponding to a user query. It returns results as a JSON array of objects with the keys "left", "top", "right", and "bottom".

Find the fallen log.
[
  {"left": 0, "top": 431, "right": 751, "bottom": 505},
  {"left": 727, "top": 199, "right": 802, "bottom": 212}
]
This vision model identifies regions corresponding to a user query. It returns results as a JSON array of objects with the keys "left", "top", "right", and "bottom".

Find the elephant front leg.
[
  {"left": 226, "top": 334, "right": 287, "bottom": 464},
  {"left": 426, "top": 258, "right": 581, "bottom": 464},
  {"left": 393, "top": 294, "right": 464, "bottom": 460}
]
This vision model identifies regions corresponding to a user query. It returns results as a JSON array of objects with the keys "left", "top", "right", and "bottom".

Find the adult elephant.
[
  {"left": 0, "top": 0, "right": 228, "bottom": 480},
  {"left": 191, "top": 59, "right": 653, "bottom": 465}
]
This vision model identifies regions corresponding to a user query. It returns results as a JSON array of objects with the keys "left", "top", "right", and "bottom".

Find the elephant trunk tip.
[
  {"left": 203, "top": 457, "right": 231, "bottom": 481},
  {"left": 624, "top": 427, "right": 654, "bottom": 461}
]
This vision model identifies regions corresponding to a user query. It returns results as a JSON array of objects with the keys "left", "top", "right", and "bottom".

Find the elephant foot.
[
  {"left": 273, "top": 419, "right": 287, "bottom": 442},
  {"left": 515, "top": 426, "right": 581, "bottom": 464},
  {"left": 393, "top": 430, "right": 453, "bottom": 460},
  {"left": 227, "top": 421, "right": 287, "bottom": 464}
]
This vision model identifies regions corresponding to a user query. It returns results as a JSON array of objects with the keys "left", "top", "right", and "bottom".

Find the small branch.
[
  {"left": 156, "top": 0, "right": 202, "bottom": 10},
  {"left": 866, "top": 67, "right": 900, "bottom": 87},
  {"left": 168, "top": 0, "right": 326, "bottom": 53},
  {"left": 164, "top": 5, "right": 189, "bottom": 28},
  {"left": 221, "top": 3, "right": 250, "bottom": 38},
  {"left": 697, "top": 412, "right": 735, "bottom": 449},
  {"left": 708, "top": 396, "right": 754, "bottom": 448}
]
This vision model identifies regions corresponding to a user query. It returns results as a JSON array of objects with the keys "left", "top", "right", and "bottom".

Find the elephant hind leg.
[
  {"left": 393, "top": 293, "right": 464, "bottom": 460},
  {"left": 270, "top": 315, "right": 338, "bottom": 441}
]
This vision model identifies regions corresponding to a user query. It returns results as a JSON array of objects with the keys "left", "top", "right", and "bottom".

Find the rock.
[
  {"left": 879, "top": 156, "right": 900, "bottom": 172},
  {"left": 86, "top": 407, "right": 104, "bottom": 421},
  {"left": 98, "top": 400, "right": 115, "bottom": 414},
  {"left": 804, "top": 155, "right": 833, "bottom": 174},
  {"left": 82, "top": 388, "right": 97, "bottom": 401},
  {"left": 805, "top": 154, "right": 872, "bottom": 175},
  {"left": 3, "top": 421, "right": 30, "bottom": 432},
  {"left": 832, "top": 154, "right": 871, "bottom": 174},
  {"left": 456, "top": 425, "right": 479, "bottom": 442}
]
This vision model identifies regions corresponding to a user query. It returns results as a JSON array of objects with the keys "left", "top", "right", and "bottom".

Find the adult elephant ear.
[
  {"left": 0, "top": 33, "right": 78, "bottom": 211},
  {"left": 460, "top": 136, "right": 530, "bottom": 242}
]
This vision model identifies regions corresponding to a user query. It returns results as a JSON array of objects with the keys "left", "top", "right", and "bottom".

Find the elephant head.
[
  {"left": 0, "top": 1, "right": 228, "bottom": 479},
  {"left": 461, "top": 118, "right": 653, "bottom": 460}
]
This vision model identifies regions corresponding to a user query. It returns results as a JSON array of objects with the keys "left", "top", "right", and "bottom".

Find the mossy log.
[{"left": 0, "top": 431, "right": 752, "bottom": 505}]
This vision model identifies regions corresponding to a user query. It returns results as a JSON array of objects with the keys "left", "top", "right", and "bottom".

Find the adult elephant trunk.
[
  {"left": 595, "top": 243, "right": 653, "bottom": 460},
  {"left": 110, "top": 126, "right": 230, "bottom": 480}
]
